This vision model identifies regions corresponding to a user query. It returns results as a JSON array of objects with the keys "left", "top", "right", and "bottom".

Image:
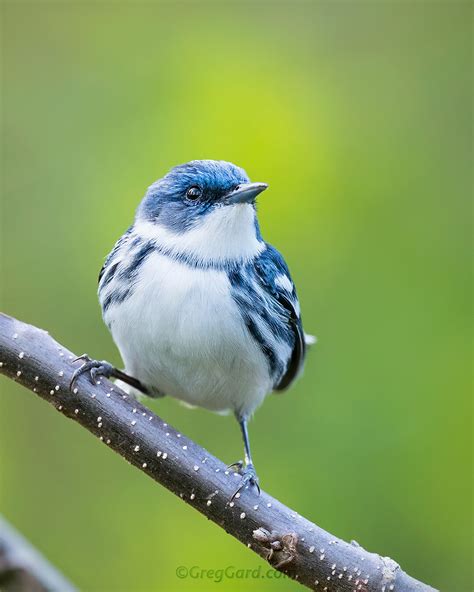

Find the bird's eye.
[{"left": 186, "top": 186, "right": 202, "bottom": 200}]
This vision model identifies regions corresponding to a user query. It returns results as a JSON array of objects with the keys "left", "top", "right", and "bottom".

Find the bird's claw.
[
  {"left": 72, "top": 353, "right": 90, "bottom": 364},
  {"left": 227, "top": 460, "right": 244, "bottom": 471},
  {"left": 229, "top": 463, "right": 260, "bottom": 500},
  {"left": 70, "top": 354, "right": 114, "bottom": 390}
]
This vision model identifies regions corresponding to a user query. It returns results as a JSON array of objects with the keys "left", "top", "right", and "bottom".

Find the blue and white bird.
[{"left": 72, "top": 160, "right": 314, "bottom": 496}]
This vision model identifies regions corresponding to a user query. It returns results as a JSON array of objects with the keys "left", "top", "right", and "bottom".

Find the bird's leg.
[
  {"left": 69, "top": 354, "right": 154, "bottom": 397},
  {"left": 229, "top": 416, "right": 260, "bottom": 500}
]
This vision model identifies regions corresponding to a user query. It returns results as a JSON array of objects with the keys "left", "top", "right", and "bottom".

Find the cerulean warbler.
[{"left": 72, "top": 160, "right": 314, "bottom": 496}]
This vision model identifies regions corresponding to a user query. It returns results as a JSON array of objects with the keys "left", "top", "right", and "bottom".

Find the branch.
[
  {"left": 0, "top": 516, "right": 77, "bottom": 591},
  {"left": 0, "top": 313, "right": 436, "bottom": 592}
]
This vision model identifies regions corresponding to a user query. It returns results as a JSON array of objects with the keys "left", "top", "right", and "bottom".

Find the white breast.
[{"left": 106, "top": 251, "right": 272, "bottom": 417}]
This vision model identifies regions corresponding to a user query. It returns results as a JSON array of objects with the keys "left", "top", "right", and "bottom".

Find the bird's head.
[
  {"left": 135, "top": 160, "right": 268, "bottom": 263},
  {"left": 137, "top": 160, "right": 268, "bottom": 233}
]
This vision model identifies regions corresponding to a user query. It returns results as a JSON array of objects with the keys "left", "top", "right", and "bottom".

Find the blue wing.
[
  {"left": 254, "top": 244, "right": 307, "bottom": 391},
  {"left": 98, "top": 226, "right": 133, "bottom": 286}
]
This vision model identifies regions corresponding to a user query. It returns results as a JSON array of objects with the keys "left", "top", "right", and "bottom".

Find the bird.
[{"left": 71, "top": 160, "right": 314, "bottom": 497}]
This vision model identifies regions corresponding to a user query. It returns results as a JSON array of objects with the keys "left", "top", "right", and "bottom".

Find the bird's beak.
[{"left": 224, "top": 182, "right": 268, "bottom": 205}]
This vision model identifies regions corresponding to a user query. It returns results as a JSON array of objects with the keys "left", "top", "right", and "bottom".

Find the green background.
[{"left": 1, "top": 1, "right": 472, "bottom": 591}]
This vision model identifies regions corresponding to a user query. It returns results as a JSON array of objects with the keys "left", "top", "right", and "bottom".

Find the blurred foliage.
[{"left": 0, "top": 1, "right": 472, "bottom": 591}]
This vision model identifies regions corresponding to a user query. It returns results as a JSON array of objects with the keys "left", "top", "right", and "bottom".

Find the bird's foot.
[
  {"left": 70, "top": 354, "right": 115, "bottom": 390},
  {"left": 70, "top": 355, "right": 152, "bottom": 397},
  {"left": 228, "top": 460, "right": 260, "bottom": 500}
]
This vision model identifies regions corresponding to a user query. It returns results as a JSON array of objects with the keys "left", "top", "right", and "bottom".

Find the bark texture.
[{"left": 0, "top": 313, "right": 437, "bottom": 592}]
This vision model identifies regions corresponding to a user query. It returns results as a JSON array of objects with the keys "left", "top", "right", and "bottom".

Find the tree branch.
[
  {"left": 0, "top": 313, "right": 436, "bottom": 592},
  {"left": 0, "top": 516, "right": 77, "bottom": 591}
]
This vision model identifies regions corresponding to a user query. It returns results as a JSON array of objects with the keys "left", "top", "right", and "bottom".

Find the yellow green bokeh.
[{"left": 1, "top": 2, "right": 471, "bottom": 591}]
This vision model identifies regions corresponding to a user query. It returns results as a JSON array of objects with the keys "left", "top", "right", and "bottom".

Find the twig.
[
  {"left": 0, "top": 516, "right": 77, "bottom": 591},
  {"left": 0, "top": 313, "right": 437, "bottom": 592}
]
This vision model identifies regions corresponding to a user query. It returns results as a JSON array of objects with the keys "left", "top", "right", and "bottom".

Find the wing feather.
[{"left": 255, "top": 245, "right": 307, "bottom": 392}]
